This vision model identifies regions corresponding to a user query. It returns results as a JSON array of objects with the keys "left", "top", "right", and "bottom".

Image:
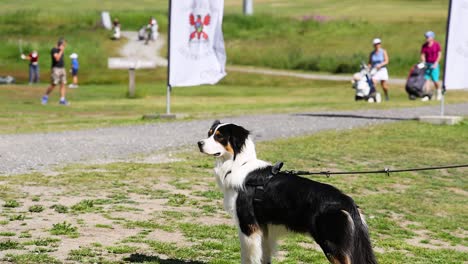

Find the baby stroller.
[
  {"left": 406, "top": 63, "right": 431, "bottom": 100},
  {"left": 351, "top": 62, "right": 382, "bottom": 103}
]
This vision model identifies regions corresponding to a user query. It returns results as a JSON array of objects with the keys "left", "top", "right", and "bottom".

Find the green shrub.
[
  {"left": 71, "top": 200, "right": 95, "bottom": 212},
  {"left": 28, "top": 205, "right": 44, "bottom": 213},
  {"left": 50, "top": 204, "right": 69, "bottom": 213},
  {"left": 0, "top": 240, "right": 21, "bottom": 250},
  {"left": 3, "top": 200, "right": 20, "bottom": 208},
  {"left": 50, "top": 222, "right": 79, "bottom": 238}
]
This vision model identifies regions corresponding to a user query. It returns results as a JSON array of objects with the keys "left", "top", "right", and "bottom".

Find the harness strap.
[{"left": 250, "top": 161, "right": 284, "bottom": 205}]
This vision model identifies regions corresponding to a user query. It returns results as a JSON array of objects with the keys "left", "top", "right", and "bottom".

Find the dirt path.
[{"left": 119, "top": 31, "right": 167, "bottom": 66}]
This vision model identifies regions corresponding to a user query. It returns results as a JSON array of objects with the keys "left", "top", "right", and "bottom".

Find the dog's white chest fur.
[{"left": 213, "top": 138, "right": 270, "bottom": 215}]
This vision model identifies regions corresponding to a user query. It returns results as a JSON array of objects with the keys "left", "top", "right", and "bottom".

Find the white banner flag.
[
  {"left": 444, "top": 0, "right": 468, "bottom": 90},
  {"left": 169, "top": 0, "right": 226, "bottom": 87}
]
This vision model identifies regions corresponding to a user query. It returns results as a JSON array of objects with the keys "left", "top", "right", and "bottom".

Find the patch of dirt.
[
  {"left": 298, "top": 241, "right": 321, "bottom": 251},
  {"left": 146, "top": 229, "right": 192, "bottom": 247},
  {"left": 405, "top": 229, "right": 468, "bottom": 252},
  {"left": 389, "top": 212, "right": 468, "bottom": 252},
  {"left": 447, "top": 187, "right": 468, "bottom": 197}
]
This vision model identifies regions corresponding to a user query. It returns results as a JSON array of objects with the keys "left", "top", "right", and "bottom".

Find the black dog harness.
[{"left": 245, "top": 161, "right": 284, "bottom": 204}]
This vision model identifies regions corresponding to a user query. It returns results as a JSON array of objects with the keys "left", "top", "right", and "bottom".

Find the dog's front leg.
[
  {"left": 261, "top": 234, "right": 271, "bottom": 264},
  {"left": 239, "top": 228, "right": 263, "bottom": 264}
]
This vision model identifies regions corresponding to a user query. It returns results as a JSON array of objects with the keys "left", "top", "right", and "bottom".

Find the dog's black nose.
[{"left": 197, "top": 141, "right": 204, "bottom": 149}]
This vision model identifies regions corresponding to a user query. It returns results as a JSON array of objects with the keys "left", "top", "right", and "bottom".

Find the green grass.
[
  {"left": 50, "top": 204, "right": 69, "bottom": 213},
  {"left": 1, "top": 72, "right": 468, "bottom": 134},
  {"left": 28, "top": 204, "right": 44, "bottom": 213},
  {"left": 3, "top": 199, "right": 20, "bottom": 208},
  {"left": 50, "top": 221, "right": 79, "bottom": 238},
  {"left": 3, "top": 253, "right": 60, "bottom": 264},
  {"left": 0, "top": 120, "right": 466, "bottom": 263}
]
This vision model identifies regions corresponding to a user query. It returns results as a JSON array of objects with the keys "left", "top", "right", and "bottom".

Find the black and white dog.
[{"left": 198, "top": 120, "right": 377, "bottom": 264}]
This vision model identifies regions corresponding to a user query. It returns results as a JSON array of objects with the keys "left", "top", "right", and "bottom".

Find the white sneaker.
[
  {"left": 421, "top": 96, "right": 430, "bottom": 102},
  {"left": 436, "top": 89, "right": 442, "bottom": 101}
]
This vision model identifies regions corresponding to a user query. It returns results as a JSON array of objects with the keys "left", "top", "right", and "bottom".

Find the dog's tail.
[{"left": 349, "top": 208, "right": 378, "bottom": 264}]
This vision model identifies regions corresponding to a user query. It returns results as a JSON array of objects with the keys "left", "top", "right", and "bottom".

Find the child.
[{"left": 69, "top": 53, "right": 79, "bottom": 88}]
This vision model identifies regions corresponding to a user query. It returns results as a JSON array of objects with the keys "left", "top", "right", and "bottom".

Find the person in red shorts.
[{"left": 420, "top": 31, "right": 442, "bottom": 101}]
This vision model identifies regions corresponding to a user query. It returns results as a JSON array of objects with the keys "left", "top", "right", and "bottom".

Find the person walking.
[
  {"left": 420, "top": 31, "right": 442, "bottom": 101},
  {"left": 368, "top": 38, "right": 390, "bottom": 101},
  {"left": 69, "top": 53, "right": 79, "bottom": 88},
  {"left": 21, "top": 50, "right": 40, "bottom": 84},
  {"left": 41, "top": 38, "right": 69, "bottom": 105}
]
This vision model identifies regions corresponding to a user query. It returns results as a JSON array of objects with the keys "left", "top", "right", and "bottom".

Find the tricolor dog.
[{"left": 198, "top": 120, "right": 377, "bottom": 264}]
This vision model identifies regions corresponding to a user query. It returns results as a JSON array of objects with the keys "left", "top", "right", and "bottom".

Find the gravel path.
[
  {"left": 1, "top": 104, "right": 467, "bottom": 175},
  {"left": 119, "top": 31, "right": 168, "bottom": 66},
  {"left": 227, "top": 65, "right": 407, "bottom": 85}
]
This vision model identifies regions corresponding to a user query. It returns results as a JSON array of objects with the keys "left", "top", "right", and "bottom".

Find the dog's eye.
[{"left": 214, "top": 133, "right": 224, "bottom": 140}]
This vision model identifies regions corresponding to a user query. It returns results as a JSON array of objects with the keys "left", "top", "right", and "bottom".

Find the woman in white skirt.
[{"left": 368, "top": 38, "right": 390, "bottom": 101}]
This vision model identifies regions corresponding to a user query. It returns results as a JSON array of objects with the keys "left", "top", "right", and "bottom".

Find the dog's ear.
[
  {"left": 211, "top": 120, "right": 221, "bottom": 128},
  {"left": 208, "top": 120, "right": 221, "bottom": 136},
  {"left": 227, "top": 124, "right": 250, "bottom": 159}
]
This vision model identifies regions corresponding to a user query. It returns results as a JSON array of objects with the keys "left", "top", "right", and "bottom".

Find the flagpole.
[
  {"left": 441, "top": 0, "right": 453, "bottom": 116},
  {"left": 166, "top": 0, "right": 173, "bottom": 115}
]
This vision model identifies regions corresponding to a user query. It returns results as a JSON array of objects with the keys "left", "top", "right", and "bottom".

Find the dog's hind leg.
[
  {"left": 260, "top": 225, "right": 276, "bottom": 264},
  {"left": 239, "top": 228, "right": 263, "bottom": 264},
  {"left": 313, "top": 210, "right": 355, "bottom": 264}
]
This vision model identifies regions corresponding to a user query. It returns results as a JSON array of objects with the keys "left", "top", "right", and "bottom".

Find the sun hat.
[
  {"left": 70, "top": 53, "right": 78, "bottom": 59},
  {"left": 373, "top": 38, "right": 381, "bottom": 45},
  {"left": 425, "top": 31, "right": 435, "bottom": 38}
]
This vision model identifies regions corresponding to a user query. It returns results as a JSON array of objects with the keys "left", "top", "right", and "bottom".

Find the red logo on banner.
[{"left": 189, "top": 14, "right": 211, "bottom": 41}]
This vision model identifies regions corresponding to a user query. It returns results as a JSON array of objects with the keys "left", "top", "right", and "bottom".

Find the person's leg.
[
  {"left": 29, "top": 65, "right": 33, "bottom": 84},
  {"left": 73, "top": 69, "right": 78, "bottom": 85},
  {"left": 34, "top": 65, "right": 39, "bottom": 83},
  {"left": 59, "top": 83, "right": 66, "bottom": 98},
  {"left": 41, "top": 84, "right": 55, "bottom": 104},
  {"left": 45, "top": 84, "right": 55, "bottom": 95},
  {"left": 381, "top": 80, "right": 389, "bottom": 101},
  {"left": 371, "top": 77, "right": 378, "bottom": 94},
  {"left": 60, "top": 69, "right": 67, "bottom": 99},
  {"left": 423, "top": 66, "right": 433, "bottom": 95},
  {"left": 56, "top": 68, "right": 68, "bottom": 104},
  {"left": 432, "top": 66, "right": 441, "bottom": 100}
]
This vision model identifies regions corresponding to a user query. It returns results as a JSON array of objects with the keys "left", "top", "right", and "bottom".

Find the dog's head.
[{"left": 198, "top": 120, "right": 250, "bottom": 159}]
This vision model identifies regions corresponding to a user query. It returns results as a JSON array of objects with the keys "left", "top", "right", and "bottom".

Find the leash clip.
[{"left": 384, "top": 168, "right": 390, "bottom": 176}]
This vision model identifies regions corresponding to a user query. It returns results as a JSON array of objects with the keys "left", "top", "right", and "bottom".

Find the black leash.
[{"left": 282, "top": 164, "right": 468, "bottom": 177}]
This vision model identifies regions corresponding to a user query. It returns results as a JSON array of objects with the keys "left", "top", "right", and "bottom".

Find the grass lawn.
[
  {"left": 1, "top": 72, "right": 468, "bottom": 134},
  {"left": 0, "top": 120, "right": 466, "bottom": 263}
]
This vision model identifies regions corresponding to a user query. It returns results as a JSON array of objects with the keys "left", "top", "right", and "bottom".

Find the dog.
[{"left": 198, "top": 120, "right": 377, "bottom": 264}]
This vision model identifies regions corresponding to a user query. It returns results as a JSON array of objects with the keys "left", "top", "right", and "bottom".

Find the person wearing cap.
[
  {"left": 421, "top": 31, "right": 442, "bottom": 101},
  {"left": 41, "top": 38, "right": 69, "bottom": 105},
  {"left": 368, "top": 38, "right": 390, "bottom": 101},
  {"left": 69, "top": 53, "right": 79, "bottom": 88}
]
